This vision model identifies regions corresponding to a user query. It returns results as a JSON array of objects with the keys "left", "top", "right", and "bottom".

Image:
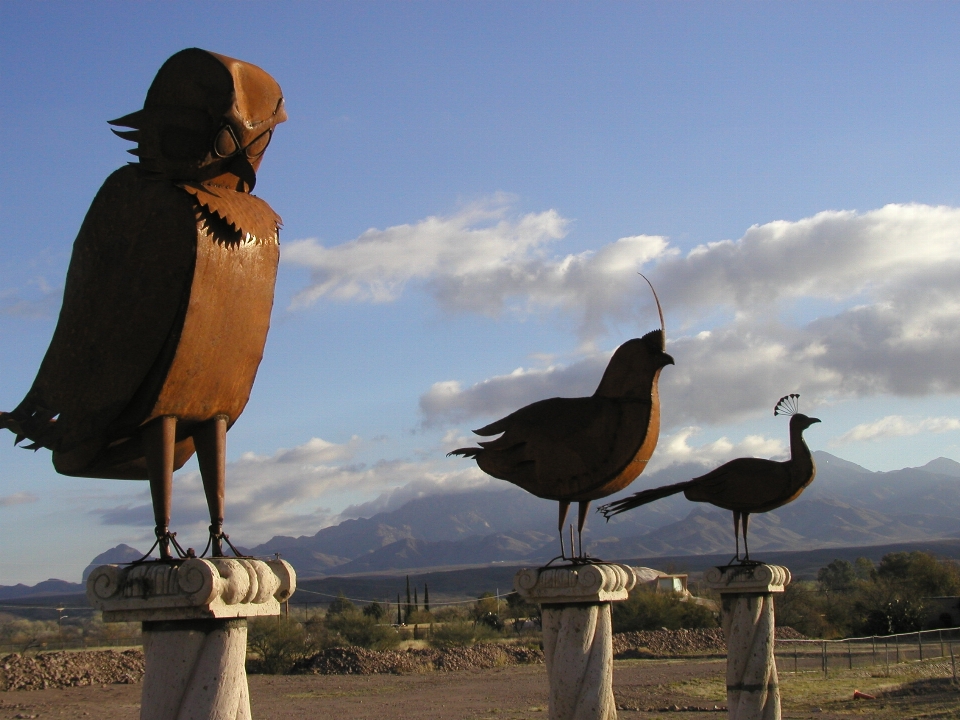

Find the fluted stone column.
[
  {"left": 515, "top": 563, "right": 637, "bottom": 720},
  {"left": 87, "top": 557, "right": 296, "bottom": 720},
  {"left": 704, "top": 564, "right": 791, "bottom": 720}
]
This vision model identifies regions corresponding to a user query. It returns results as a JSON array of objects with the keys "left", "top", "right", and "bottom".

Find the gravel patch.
[
  {"left": 0, "top": 650, "right": 144, "bottom": 691},
  {"left": 612, "top": 626, "right": 806, "bottom": 657},
  {"left": 291, "top": 643, "right": 543, "bottom": 675}
]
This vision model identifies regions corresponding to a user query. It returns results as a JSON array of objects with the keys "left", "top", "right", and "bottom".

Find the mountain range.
[
  {"left": 5, "top": 451, "right": 960, "bottom": 596},
  {"left": 241, "top": 451, "right": 960, "bottom": 577}
]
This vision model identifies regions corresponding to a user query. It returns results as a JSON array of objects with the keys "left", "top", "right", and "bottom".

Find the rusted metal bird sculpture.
[
  {"left": 0, "top": 49, "right": 286, "bottom": 560},
  {"left": 448, "top": 278, "right": 674, "bottom": 559},
  {"left": 599, "top": 394, "right": 820, "bottom": 563}
]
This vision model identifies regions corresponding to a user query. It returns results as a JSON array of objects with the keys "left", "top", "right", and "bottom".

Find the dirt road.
[{"left": 0, "top": 660, "right": 726, "bottom": 720}]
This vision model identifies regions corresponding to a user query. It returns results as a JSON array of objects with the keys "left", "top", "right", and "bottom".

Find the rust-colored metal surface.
[
  {"left": 449, "top": 278, "right": 674, "bottom": 558},
  {"left": 0, "top": 48, "right": 286, "bottom": 559},
  {"left": 600, "top": 394, "right": 821, "bottom": 562}
]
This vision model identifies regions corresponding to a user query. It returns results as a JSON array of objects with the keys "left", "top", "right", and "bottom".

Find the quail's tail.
[
  {"left": 447, "top": 447, "right": 481, "bottom": 459},
  {"left": 598, "top": 480, "right": 695, "bottom": 519}
]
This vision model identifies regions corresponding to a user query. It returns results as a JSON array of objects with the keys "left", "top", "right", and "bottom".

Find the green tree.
[
  {"left": 818, "top": 559, "right": 858, "bottom": 593},
  {"left": 612, "top": 586, "right": 717, "bottom": 632},
  {"left": 363, "top": 602, "right": 386, "bottom": 621},
  {"left": 327, "top": 592, "right": 356, "bottom": 616}
]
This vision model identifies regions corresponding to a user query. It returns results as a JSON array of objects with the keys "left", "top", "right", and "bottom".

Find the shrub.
[
  {"left": 430, "top": 621, "right": 477, "bottom": 647},
  {"left": 612, "top": 587, "right": 717, "bottom": 632}
]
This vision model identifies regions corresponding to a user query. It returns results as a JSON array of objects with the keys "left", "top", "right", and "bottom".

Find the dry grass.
[{"left": 669, "top": 657, "right": 960, "bottom": 719}]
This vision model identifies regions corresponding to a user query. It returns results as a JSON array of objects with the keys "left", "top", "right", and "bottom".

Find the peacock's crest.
[{"left": 774, "top": 393, "right": 801, "bottom": 417}]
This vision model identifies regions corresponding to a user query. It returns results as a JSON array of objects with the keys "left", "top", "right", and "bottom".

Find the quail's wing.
[
  {"left": 684, "top": 457, "right": 791, "bottom": 510},
  {"left": 473, "top": 396, "right": 652, "bottom": 500},
  {"left": 11, "top": 166, "right": 198, "bottom": 453}
]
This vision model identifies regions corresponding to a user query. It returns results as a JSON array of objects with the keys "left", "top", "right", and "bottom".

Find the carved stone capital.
[
  {"left": 87, "top": 558, "right": 296, "bottom": 622},
  {"left": 703, "top": 564, "right": 791, "bottom": 595},
  {"left": 515, "top": 563, "right": 637, "bottom": 605}
]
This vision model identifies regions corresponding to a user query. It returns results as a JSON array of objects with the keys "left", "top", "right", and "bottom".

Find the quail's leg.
[
  {"left": 195, "top": 414, "right": 228, "bottom": 557},
  {"left": 577, "top": 501, "right": 591, "bottom": 559},
  {"left": 558, "top": 501, "right": 571, "bottom": 559},
  {"left": 742, "top": 512, "right": 751, "bottom": 562},
  {"left": 143, "top": 416, "right": 177, "bottom": 560},
  {"left": 732, "top": 511, "right": 741, "bottom": 563}
]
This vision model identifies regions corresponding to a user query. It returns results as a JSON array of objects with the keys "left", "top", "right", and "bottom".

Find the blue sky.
[{"left": 3, "top": 2, "right": 960, "bottom": 584}]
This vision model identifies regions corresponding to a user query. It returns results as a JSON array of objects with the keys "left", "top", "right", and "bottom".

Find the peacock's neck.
[{"left": 789, "top": 427, "right": 815, "bottom": 482}]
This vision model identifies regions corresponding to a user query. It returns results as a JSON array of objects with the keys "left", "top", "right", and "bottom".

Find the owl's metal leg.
[
  {"left": 143, "top": 416, "right": 177, "bottom": 561},
  {"left": 577, "top": 501, "right": 590, "bottom": 559},
  {"left": 558, "top": 501, "right": 571, "bottom": 559},
  {"left": 195, "top": 414, "right": 228, "bottom": 557}
]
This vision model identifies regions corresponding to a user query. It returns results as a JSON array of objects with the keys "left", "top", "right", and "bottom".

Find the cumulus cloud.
[
  {"left": 830, "top": 415, "right": 960, "bottom": 446},
  {"left": 283, "top": 196, "right": 672, "bottom": 339},
  {"left": 91, "top": 436, "right": 486, "bottom": 544},
  {"left": 0, "top": 491, "right": 38, "bottom": 508},
  {"left": 417, "top": 203, "right": 960, "bottom": 428},
  {"left": 420, "top": 355, "right": 610, "bottom": 427},
  {"left": 645, "top": 427, "right": 787, "bottom": 473}
]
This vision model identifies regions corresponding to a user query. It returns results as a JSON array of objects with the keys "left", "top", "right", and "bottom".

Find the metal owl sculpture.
[
  {"left": 449, "top": 277, "right": 674, "bottom": 559},
  {"left": 0, "top": 49, "right": 286, "bottom": 559}
]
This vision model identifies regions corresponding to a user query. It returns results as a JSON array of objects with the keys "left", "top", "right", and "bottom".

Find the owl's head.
[{"left": 109, "top": 48, "right": 287, "bottom": 192}]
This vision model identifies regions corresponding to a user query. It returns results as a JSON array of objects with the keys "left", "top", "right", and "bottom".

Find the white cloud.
[
  {"left": 416, "top": 203, "right": 960, "bottom": 428},
  {"left": 419, "top": 355, "right": 609, "bottom": 428},
  {"left": 0, "top": 491, "right": 38, "bottom": 508},
  {"left": 644, "top": 427, "right": 787, "bottom": 473},
  {"left": 91, "top": 436, "right": 486, "bottom": 545},
  {"left": 283, "top": 196, "right": 672, "bottom": 340},
  {"left": 830, "top": 415, "right": 960, "bottom": 446}
]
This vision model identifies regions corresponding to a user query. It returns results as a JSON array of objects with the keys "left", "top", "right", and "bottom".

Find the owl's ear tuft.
[{"left": 108, "top": 110, "right": 146, "bottom": 129}]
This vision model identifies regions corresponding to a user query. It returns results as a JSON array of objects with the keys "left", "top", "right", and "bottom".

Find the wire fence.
[{"left": 776, "top": 627, "right": 960, "bottom": 678}]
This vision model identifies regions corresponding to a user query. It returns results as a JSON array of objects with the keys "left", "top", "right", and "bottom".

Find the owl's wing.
[
  {"left": 473, "top": 396, "right": 652, "bottom": 499},
  {"left": 9, "top": 166, "right": 198, "bottom": 454}
]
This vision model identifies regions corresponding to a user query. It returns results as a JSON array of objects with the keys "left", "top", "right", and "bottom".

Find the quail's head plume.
[{"left": 449, "top": 276, "right": 674, "bottom": 559}]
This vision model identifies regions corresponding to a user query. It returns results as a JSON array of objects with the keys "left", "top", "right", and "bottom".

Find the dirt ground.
[{"left": 2, "top": 658, "right": 959, "bottom": 720}]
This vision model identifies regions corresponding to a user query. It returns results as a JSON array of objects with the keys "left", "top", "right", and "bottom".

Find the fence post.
[
  {"left": 896, "top": 633, "right": 900, "bottom": 663},
  {"left": 885, "top": 639, "right": 889, "bottom": 676},
  {"left": 872, "top": 636, "right": 876, "bottom": 664},
  {"left": 952, "top": 643, "right": 957, "bottom": 684},
  {"left": 940, "top": 629, "right": 945, "bottom": 658},
  {"left": 847, "top": 641, "right": 853, "bottom": 669},
  {"left": 794, "top": 645, "right": 798, "bottom": 674},
  {"left": 822, "top": 640, "right": 827, "bottom": 677}
]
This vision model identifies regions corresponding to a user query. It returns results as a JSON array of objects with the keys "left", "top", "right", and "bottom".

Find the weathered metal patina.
[{"left": 0, "top": 48, "right": 286, "bottom": 559}]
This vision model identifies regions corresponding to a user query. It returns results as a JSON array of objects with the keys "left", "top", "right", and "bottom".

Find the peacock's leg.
[{"left": 558, "top": 500, "right": 571, "bottom": 559}]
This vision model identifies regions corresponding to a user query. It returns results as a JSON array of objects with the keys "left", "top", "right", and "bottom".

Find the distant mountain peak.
[
  {"left": 813, "top": 451, "right": 873, "bottom": 474},
  {"left": 920, "top": 457, "right": 960, "bottom": 478}
]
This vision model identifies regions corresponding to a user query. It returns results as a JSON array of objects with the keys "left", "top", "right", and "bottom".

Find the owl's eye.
[
  {"left": 244, "top": 130, "right": 272, "bottom": 159},
  {"left": 214, "top": 126, "right": 239, "bottom": 158}
]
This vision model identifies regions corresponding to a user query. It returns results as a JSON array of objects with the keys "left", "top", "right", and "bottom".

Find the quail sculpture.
[
  {"left": 449, "top": 278, "right": 674, "bottom": 559},
  {"left": 599, "top": 394, "right": 820, "bottom": 562},
  {"left": 0, "top": 49, "right": 286, "bottom": 559}
]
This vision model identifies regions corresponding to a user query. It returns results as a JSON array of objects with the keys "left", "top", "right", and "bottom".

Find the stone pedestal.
[
  {"left": 704, "top": 564, "right": 791, "bottom": 720},
  {"left": 87, "top": 558, "right": 296, "bottom": 720},
  {"left": 515, "top": 563, "right": 637, "bottom": 720}
]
